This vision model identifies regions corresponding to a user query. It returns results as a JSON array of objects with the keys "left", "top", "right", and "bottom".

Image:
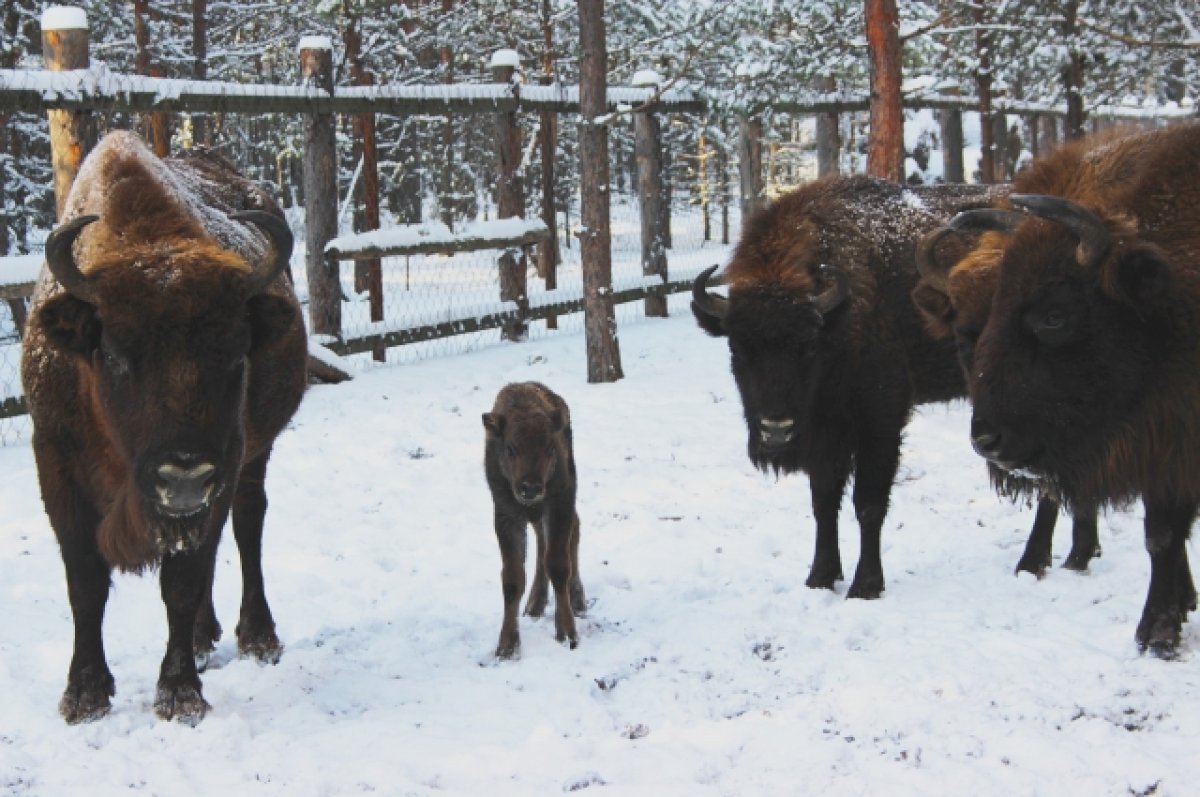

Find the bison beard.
[
  {"left": 22, "top": 131, "right": 307, "bottom": 724},
  {"left": 693, "top": 175, "right": 997, "bottom": 599}
]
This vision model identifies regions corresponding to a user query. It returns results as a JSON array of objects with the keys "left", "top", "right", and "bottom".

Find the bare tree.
[{"left": 578, "top": 0, "right": 623, "bottom": 383}]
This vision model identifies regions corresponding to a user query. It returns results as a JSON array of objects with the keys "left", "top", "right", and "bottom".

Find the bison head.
[
  {"left": 692, "top": 263, "right": 849, "bottom": 473},
  {"left": 965, "top": 194, "right": 1173, "bottom": 497},
  {"left": 483, "top": 405, "right": 566, "bottom": 506},
  {"left": 35, "top": 211, "right": 297, "bottom": 558}
]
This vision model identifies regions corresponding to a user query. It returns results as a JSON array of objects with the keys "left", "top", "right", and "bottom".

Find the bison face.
[
  {"left": 967, "top": 196, "right": 1172, "bottom": 495},
  {"left": 483, "top": 409, "right": 565, "bottom": 506},
  {"left": 693, "top": 265, "right": 850, "bottom": 474},
  {"left": 36, "top": 213, "right": 295, "bottom": 558}
]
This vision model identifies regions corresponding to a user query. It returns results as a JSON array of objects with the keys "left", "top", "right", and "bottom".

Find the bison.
[
  {"left": 483, "top": 382, "right": 585, "bottom": 658},
  {"left": 945, "top": 122, "right": 1200, "bottom": 654},
  {"left": 21, "top": 130, "right": 308, "bottom": 723},
  {"left": 912, "top": 143, "right": 1108, "bottom": 576},
  {"left": 692, "top": 175, "right": 1000, "bottom": 598}
]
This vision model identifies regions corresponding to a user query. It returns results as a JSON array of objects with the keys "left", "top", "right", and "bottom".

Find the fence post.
[
  {"left": 41, "top": 6, "right": 95, "bottom": 220},
  {"left": 633, "top": 69, "right": 668, "bottom": 318},
  {"left": 738, "top": 114, "right": 764, "bottom": 220},
  {"left": 816, "top": 75, "right": 841, "bottom": 177},
  {"left": 491, "top": 50, "right": 528, "bottom": 341},
  {"left": 300, "top": 35, "right": 341, "bottom": 339},
  {"left": 1038, "top": 115, "right": 1059, "bottom": 154},
  {"left": 938, "top": 81, "right": 964, "bottom": 183}
]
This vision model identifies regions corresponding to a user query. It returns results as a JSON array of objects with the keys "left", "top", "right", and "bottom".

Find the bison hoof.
[
  {"left": 495, "top": 633, "right": 520, "bottom": 661},
  {"left": 154, "top": 683, "right": 210, "bottom": 725},
  {"left": 846, "top": 577, "right": 884, "bottom": 600},
  {"left": 1136, "top": 612, "right": 1183, "bottom": 659},
  {"left": 59, "top": 680, "right": 115, "bottom": 725},
  {"left": 805, "top": 564, "right": 843, "bottom": 591},
  {"left": 524, "top": 595, "right": 548, "bottom": 618},
  {"left": 1014, "top": 553, "right": 1050, "bottom": 578},
  {"left": 238, "top": 636, "right": 283, "bottom": 666},
  {"left": 1062, "top": 546, "right": 1099, "bottom": 572}
]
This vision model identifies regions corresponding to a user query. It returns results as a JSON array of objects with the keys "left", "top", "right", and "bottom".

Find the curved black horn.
[
  {"left": 915, "top": 226, "right": 958, "bottom": 289},
  {"left": 1008, "top": 193, "right": 1111, "bottom": 268},
  {"left": 44, "top": 214, "right": 100, "bottom": 301},
  {"left": 691, "top": 264, "right": 729, "bottom": 320},
  {"left": 947, "top": 208, "right": 1026, "bottom": 234},
  {"left": 813, "top": 266, "right": 850, "bottom": 315},
  {"left": 230, "top": 210, "right": 293, "bottom": 295}
]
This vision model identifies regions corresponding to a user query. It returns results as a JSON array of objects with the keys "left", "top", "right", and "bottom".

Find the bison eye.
[
  {"left": 505, "top": 443, "right": 517, "bottom": 459},
  {"left": 1024, "top": 306, "right": 1077, "bottom": 347},
  {"left": 101, "top": 348, "right": 129, "bottom": 376}
]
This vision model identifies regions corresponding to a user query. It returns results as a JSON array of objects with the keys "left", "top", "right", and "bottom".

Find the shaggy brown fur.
[
  {"left": 951, "top": 122, "right": 1200, "bottom": 654},
  {"left": 483, "top": 382, "right": 585, "bottom": 659},
  {"left": 22, "top": 130, "right": 307, "bottom": 724}
]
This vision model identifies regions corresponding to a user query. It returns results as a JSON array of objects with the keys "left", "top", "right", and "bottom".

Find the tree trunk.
[
  {"left": 538, "top": 0, "right": 559, "bottom": 328},
  {"left": 133, "top": 0, "right": 169, "bottom": 156},
  {"left": 42, "top": 17, "right": 94, "bottom": 220},
  {"left": 635, "top": 109, "right": 667, "bottom": 317},
  {"left": 493, "top": 61, "right": 529, "bottom": 341},
  {"left": 973, "top": 4, "right": 995, "bottom": 183},
  {"left": 577, "top": 0, "right": 622, "bottom": 383},
  {"left": 301, "top": 42, "right": 341, "bottom": 338},
  {"left": 864, "top": 0, "right": 903, "bottom": 182},
  {"left": 191, "top": 0, "right": 209, "bottom": 146},
  {"left": 815, "top": 75, "right": 841, "bottom": 178},
  {"left": 939, "top": 83, "right": 964, "bottom": 183},
  {"left": 738, "top": 115, "right": 764, "bottom": 219},
  {"left": 1061, "top": 0, "right": 1086, "bottom": 139}
]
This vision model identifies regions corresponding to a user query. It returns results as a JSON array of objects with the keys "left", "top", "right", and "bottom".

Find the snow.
[
  {"left": 632, "top": 70, "right": 664, "bottom": 88},
  {"left": 488, "top": 49, "right": 521, "bottom": 70},
  {"left": 0, "top": 254, "right": 44, "bottom": 287},
  {"left": 296, "top": 35, "right": 333, "bottom": 53},
  {"left": 2, "top": 303, "right": 1199, "bottom": 795},
  {"left": 40, "top": 6, "right": 88, "bottom": 31},
  {"left": 325, "top": 218, "right": 548, "bottom": 258}
]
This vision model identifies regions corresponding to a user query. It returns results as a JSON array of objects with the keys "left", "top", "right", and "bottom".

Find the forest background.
[{"left": 2, "top": 0, "right": 1198, "bottom": 259}]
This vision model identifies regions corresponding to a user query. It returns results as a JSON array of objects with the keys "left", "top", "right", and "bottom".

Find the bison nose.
[
  {"left": 970, "top": 420, "right": 1004, "bottom": 461},
  {"left": 516, "top": 481, "right": 545, "bottom": 503},
  {"left": 759, "top": 417, "right": 795, "bottom": 448},
  {"left": 155, "top": 458, "right": 216, "bottom": 516}
]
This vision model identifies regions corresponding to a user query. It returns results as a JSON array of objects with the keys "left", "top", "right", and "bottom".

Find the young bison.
[{"left": 482, "top": 382, "right": 585, "bottom": 659}]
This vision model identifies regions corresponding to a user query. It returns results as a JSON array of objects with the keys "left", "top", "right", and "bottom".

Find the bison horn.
[
  {"left": 915, "top": 226, "right": 958, "bottom": 290},
  {"left": 230, "top": 210, "right": 293, "bottom": 295},
  {"left": 44, "top": 214, "right": 100, "bottom": 302},
  {"left": 812, "top": 266, "right": 849, "bottom": 315},
  {"left": 947, "top": 208, "right": 1026, "bottom": 234},
  {"left": 692, "top": 264, "right": 729, "bottom": 320},
  {"left": 1008, "top": 193, "right": 1111, "bottom": 268}
]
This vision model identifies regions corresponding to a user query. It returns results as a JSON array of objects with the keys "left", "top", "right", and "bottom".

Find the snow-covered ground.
[{"left": 1, "top": 302, "right": 1198, "bottom": 796}]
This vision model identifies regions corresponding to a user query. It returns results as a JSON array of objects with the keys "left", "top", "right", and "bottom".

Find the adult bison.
[
  {"left": 693, "top": 175, "right": 999, "bottom": 598},
  {"left": 21, "top": 130, "right": 308, "bottom": 723},
  {"left": 948, "top": 122, "right": 1200, "bottom": 655}
]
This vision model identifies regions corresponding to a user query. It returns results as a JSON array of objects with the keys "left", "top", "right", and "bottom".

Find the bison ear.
[
  {"left": 1113, "top": 244, "right": 1171, "bottom": 308},
  {"left": 37, "top": 293, "right": 99, "bottom": 356},
  {"left": 482, "top": 412, "right": 505, "bottom": 434},
  {"left": 247, "top": 293, "right": 298, "bottom": 351},
  {"left": 691, "top": 302, "right": 727, "bottom": 337},
  {"left": 910, "top": 282, "right": 954, "bottom": 339}
]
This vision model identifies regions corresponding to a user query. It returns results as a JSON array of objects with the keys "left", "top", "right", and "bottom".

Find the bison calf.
[{"left": 483, "top": 382, "right": 585, "bottom": 659}]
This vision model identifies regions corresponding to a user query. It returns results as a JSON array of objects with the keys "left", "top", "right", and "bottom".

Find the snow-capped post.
[
  {"left": 490, "top": 48, "right": 529, "bottom": 341},
  {"left": 737, "top": 115, "right": 764, "bottom": 219},
  {"left": 815, "top": 74, "right": 841, "bottom": 177},
  {"left": 41, "top": 5, "right": 95, "bottom": 220},
  {"left": 938, "top": 81, "right": 964, "bottom": 183},
  {"left": 632, "top": 68, "right": 668, "bottom": 318},
  {"left": 300, "top": 35, "right": 341, "bottom": 339},
  {"left": 577, "top": 0, "right": 623, "bottom": 383}
]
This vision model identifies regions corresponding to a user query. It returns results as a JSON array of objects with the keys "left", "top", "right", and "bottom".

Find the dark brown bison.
[
  {"left": 913, "top": 220, "right": 1100, "bottom": 577},
  {"left": 692, "top": 175, "right": 1000, "bottom": 598},
  {"left": 21, "top": 130, "right": 308, "bottom": 723},
  {"left": 948, "top": 122, "right": 1200, "bottom": 654},
  {"left": 483, "top": 381, "right": 585, "bottom": 659}
]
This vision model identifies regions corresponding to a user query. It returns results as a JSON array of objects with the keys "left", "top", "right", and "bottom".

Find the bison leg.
[
  {"left": 544, "top": 501, "right": 579, "bottom": 649},
  {"left": 846, "top": 438, "right": 899, "bottom": 600},
  {"left": 1062, "top": 503, "right": 1101, "bottom": 572},
  {"left": 525, "top": 519, "right": 549, "bottom": 618},
  {"left": 1179, "top": 547, "right": 1197, "bottom": 615},
  {"left": 230, "top": 453, "right": 281, "bottom": 664},
  {"left": 192, "top": 549, "right": 222, "bottom": 672},
  {"left": 494, "top": 506, "right": 528, "bottom": 659},
  {"left": 58, "top": 536, "right": 116, "bottom": 724},
  {"left": 155, "top": 543, "right": 216, "bottom": 724},
  {"left": 568, "top": 510, "right": 586, "bottom": 618},
  {"left": 1136, "top": 499, "right": 1196, "bottom": 657},
  {"left": 1014, "top": 498, "right": 1059, "bottom": 577},
  {"left": 806, "top": 471, "right": 847, "bottom": 590}
]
